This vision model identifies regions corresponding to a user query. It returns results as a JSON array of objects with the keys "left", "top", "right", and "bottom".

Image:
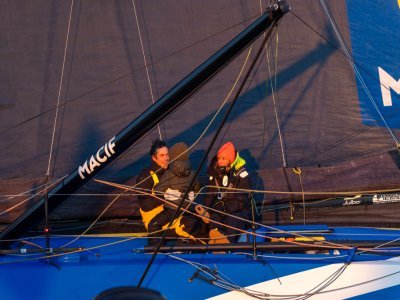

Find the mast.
[{"left": 0, "top": 0, "right": 289, "bottom": 244}]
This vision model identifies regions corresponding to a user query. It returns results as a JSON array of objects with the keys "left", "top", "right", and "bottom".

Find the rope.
[
  {"left": 267, "top": 29, "right": 287, "bottom": 168},
  {"left": 46, "top": 0, "right": 75, "bottom": 177},
  {"left": 0, "top": 175, "right": 67, "bottom": 203},
  {"left": 94, "top": 178, "right": 355, "bottom": 251},
  {"left": 0, "top": 176, "right": 67, "bottom": 216},
  {"left": 293, "top": 167, "right": 306, "bottom": 225},
  {"left": 131, "top": 0, "right": 162, "bottom": 140}
]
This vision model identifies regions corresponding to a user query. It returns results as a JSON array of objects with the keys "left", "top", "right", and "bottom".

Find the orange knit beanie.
[{"left": 217, "top": 142, "right": 236, "bottom": 163}]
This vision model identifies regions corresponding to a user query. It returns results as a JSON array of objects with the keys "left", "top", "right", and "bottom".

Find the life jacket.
[
  {"left": 139, "top": 170, "right": 164, "bottom": 231},
  {"left": 212, "top": 153, "right": 247, "bottom": 197},
  {"left": 231, "top": 153, "right": 247, "bottom": 177},
  {"left": 150, "top": 170, "right": 159, "bottom": 194}
]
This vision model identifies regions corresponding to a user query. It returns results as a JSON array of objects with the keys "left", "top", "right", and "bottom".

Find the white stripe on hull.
[{"left": 208, "top": 257, "right": 400, "bottom": 299}]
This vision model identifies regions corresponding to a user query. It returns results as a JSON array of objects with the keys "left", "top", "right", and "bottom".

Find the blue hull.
[{"left": 1, "top": 227, "right": 400, "bottom": 300}]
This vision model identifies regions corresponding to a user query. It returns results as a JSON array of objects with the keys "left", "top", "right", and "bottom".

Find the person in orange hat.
[{"left": 202, "top": 141, "right": 252, "bottom": 244}]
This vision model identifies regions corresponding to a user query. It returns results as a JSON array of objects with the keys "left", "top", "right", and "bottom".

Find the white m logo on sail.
[{"left": 378, "top": 67, "right": 400, "bottom": 106}]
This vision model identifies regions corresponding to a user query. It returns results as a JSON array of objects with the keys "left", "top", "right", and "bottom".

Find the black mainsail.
[{"left": 0, "top": 1, "right": 289, "bottom": 244}]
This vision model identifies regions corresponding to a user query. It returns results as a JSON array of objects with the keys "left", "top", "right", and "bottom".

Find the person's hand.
[
  {"left": 164, "top": 188, "right": 181, "bottom": 202},
  {"left": 188, "top": 191, "right": 195, "bottom": 202}
]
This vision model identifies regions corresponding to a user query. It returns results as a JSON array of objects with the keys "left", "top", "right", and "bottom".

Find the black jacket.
[
  {"left": 204, "top": 154, "right": 252, "bottom": 213},
  {"left": 136, "top": 161, "right": 167, "bottom": 212}
]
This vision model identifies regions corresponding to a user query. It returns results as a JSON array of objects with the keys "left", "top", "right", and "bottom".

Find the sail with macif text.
[{"left": 1, "top": 1, "right": 400, "bottom": 299}]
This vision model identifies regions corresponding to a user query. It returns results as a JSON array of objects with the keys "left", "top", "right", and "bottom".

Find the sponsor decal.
[
  {"left": 372, "top": 194, "right": 400, "bottom": 204},
  {"left": 343, "top": 195, "right": 361, "bottom": 206},
  {"left": 343, "top": 199, "right": 361, "bottom": 206},
  {"left": 78, "top": 136, "right": 116, "bottom": 179}
]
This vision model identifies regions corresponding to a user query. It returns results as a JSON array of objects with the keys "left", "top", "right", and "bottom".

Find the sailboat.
[{"left": 1, "top": 0, "right": 400, "bottom": 299}]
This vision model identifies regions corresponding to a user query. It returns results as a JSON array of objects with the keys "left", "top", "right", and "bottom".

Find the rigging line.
[
  {"left": 166, "top": 253, "right": 350, "bottom": 300},
  {"left": 257, "top": 1, "right": 274, "bottom": 213},
  {"left": 0, "top": 14, "right": 261, "bottom": 138},
  {"left": 315, "top": 144, "right": 397, "bottom": 165},
  {"left": 11, "top": 183, "right": 392, "bottom": 198},
  {"left": 289, "top": 9, "right": 400, "bottom": 141},
  {"left": 235, "top": 252, "right": 349, "bottom": 261},
  {"left": 167, "top": 255, "right": 267, "bottom": 298},
  {"left": 217, "top": 21, "right": 278, "bottom": 144},
  {"left": 138, "top": 180, "right": 400, "bottom": 197},
  {"left": 310, "top": 272, "right": 398, "bottom": 296},
  {"left": 0, "top": 233, "right": 151, "bottom": 265},
  {"left": 0, "top": 176, "right": 67, "bottom": 217},
  {"left": 97, "top": 179, "right": 354, "bottom": 251},
  {"left": 267, "top": 28, "right": 287, "bottom": 167},
  {"left": 58, "top": 188, "right": 128, "bottom": 248},
  {"left": 46, "top": 0, "right": 74, "bottom": 177},
  {"left": 0, "top": 175, "right": 68, "bottom": 203},
  {"left": 319, "top": 0, "right": 400, "bottom": 147},
  {"left": 58, "top": 180, "right": 198, "bottom": 247},
  {"left": 295, "top": 267, "right": 348, "bottom": 300},
  {"left": 96, "top": 177, "right": 400, "bottom": 208},
  {"left": 131, "top": 0, "right": 162, "bottom": 140},
  {"left": 302, "top": 269, "right": 400, "bottom": 297},
  {"left": 165, "top": 254, "right": 248, "bottom": 294},
  {"left": 217, "top": 43, "right": 264, "bottom": 145},
  {"left": 216, "top": 0, "right": 269, "bottom": 147},
  {"left": 292, "top": 167, "right": 306, "bottom": 225},
  {"left": 357, "top": 236, "right": 400, "bottom": 255},
  {"left": 293, "top": 101, "right": 396, "bottom": 163},
  {"left": 208, "top": 185, "right": 400, "bottom": 196},
  {"left": 295, "top": 125, "right": 375, "bottom": 165},
  {"left": 216, "top": 22, "right": 281, "bottom": 162}
]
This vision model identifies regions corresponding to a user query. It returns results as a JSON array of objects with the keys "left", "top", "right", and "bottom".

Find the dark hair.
[{"left": 149, "top": 139, "right": 167, "bottom": 156}]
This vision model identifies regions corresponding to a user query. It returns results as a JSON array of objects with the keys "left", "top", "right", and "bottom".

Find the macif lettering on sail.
[
  {"left": 78, "top": 137, "right": 116, "bottom": 179},
  {"left": 379, "top": 67, "right": 400, "bottom": 107},
  {"left": 347, "top": 1, "right": 400, "bottom": 127}
]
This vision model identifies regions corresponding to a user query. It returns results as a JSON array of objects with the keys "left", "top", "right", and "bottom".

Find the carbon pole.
[
  {"left": 137, "top": 16, "right": 281, "bottom": 287},
  {"left": 0, "top": 1, "right": 289, "bottom": 244}
]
